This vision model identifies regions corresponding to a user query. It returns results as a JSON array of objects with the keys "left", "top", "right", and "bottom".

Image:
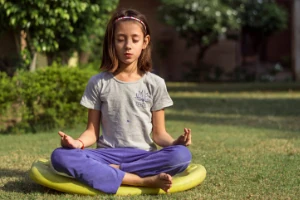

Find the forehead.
[{"left": 114, "top": 20, "right": 145, "bottom": 35}]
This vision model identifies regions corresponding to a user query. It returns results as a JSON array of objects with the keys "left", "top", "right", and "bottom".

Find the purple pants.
[{"left": 51, "top": 145, "right": 191, "bottom": 194}]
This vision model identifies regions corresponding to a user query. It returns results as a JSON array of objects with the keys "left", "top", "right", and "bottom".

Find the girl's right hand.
[
  {"left": 58, "top": 131, "right": 82, "bottom": 149},
  {"left": 173, "top": 128, "right": 192, "bottom": 146}
]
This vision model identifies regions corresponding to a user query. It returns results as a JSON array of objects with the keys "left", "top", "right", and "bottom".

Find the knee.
[
  {"left": 51, "top": 148, "right": 65, "bottom": 169},
  {"left": 167, "top": 145, "right": 192, "bottom": 166},
  {"left": 51, "top": 147, "right": 77, "bottom": 170}
]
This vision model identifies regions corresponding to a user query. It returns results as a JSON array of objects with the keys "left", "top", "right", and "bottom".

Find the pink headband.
[{"left": 115, "top": 16, "right": 147, "bottom": 31}]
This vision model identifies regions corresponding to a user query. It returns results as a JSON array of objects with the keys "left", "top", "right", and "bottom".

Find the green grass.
[{"left": 1, "top": 83, "right": 300, "bottom": 200}]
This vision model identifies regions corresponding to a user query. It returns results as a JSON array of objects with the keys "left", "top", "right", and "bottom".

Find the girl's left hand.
[
  {"left": 173, "top": 128, "right": 192, "bottom": 146},
  {"left": 58, "top": 131, "right": 82, "bottom": 149}
]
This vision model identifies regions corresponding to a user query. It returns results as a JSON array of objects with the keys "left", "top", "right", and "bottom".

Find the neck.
[
  {"left": 116, "top": 61, "right": 139, "bottom": 75},
  {"left": 113, "top": 62, "right": 144, "bottom": 82}
]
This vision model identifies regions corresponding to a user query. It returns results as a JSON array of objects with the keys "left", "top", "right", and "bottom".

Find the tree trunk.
[
  {"left": 13, "top": 30, "right": 21, "bottom": 54},
  {"left": 25, "top": 31, "right": 37, "bottom": 71},
  {"left": 241, "top": 28, "right": 265, "bottom": 81},
  {"left": 47, "top": 53, "right": 55, "bottom": 66},
  {"left": 79, "top": 51, "right": 90, "bottom": 65},
  {"left": 29, "top": 52, "right": 37, "bottom": 72},
  {"left": 197, "top": 44, "right": 214, "bottom": 81},
  {"left": 61, "top": 52, "right": 69, "bottom": 65}
]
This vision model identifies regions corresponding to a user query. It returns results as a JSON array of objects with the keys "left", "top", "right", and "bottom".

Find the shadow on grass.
[
  {"left": 167, "top": 83, "right": 300, "bottom": 93},
  {"left": 167, "top": 97, "right": 300, "bottom": 137},
  {"left": 171, "top": 97, "right": 300, "bottom": 117},
  {"left": 0, "top": 168, "right": 26, "bottom": 178},
  {"left": 167, "top": 113, "right": 300, "bottom": 138},
  {"left": 0, "top": 168, "right": 61, "bottom": 195}
]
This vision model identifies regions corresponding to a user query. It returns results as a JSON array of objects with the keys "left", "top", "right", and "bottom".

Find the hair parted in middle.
[{"left": 100, "top": 9, "right": 152, "bottom": 73}]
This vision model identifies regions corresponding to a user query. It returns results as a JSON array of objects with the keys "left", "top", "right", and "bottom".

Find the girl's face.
[{"left": 114, "top": 20, "right": 150, "bottom": 68}]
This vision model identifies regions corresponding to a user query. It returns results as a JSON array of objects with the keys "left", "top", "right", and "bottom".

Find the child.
[{"left": 51, "top": 8, "right": 192, "bottom": 194}]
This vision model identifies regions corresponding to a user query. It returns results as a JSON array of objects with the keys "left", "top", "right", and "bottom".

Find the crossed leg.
[
  {"left": 110, "top": 164, "right": 173, "bottom": 192},
  {"left": 51, "top": 145, "right": 191, "bottom": 194}
]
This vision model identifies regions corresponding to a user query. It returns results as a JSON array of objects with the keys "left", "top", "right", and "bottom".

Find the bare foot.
[
  {"left": 144, "top": 173, "right": 172, "bottom": 192},
  {"left": 122, "top": 172, "right": 173, "bottom": 192},
  {"left": 109, "top": 164, "right": 120, "bottom": 169}
]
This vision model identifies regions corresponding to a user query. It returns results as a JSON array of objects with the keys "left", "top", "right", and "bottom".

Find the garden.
[
  {"left": 0, "top": 0, "right": 299, "bottom": 199},
  {"left": 1, "top": 83, "right": 300, "bottom": 199}
]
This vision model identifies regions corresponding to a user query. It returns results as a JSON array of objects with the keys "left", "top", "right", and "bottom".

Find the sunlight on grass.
[{"left": 1, "top": 83, "right": 300, "bottom": 199}]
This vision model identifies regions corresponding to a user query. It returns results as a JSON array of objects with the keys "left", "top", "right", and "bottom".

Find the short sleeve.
[
  {"left": 80, "top": 75, "right": 101, "bottom": 110},
  {"left": 151, "top": 79, "right": 173, "bottom": 111}
]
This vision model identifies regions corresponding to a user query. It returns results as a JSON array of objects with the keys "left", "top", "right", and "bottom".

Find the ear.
[{"left": 142, "top": 35, "right": 150, "bottom": 49}]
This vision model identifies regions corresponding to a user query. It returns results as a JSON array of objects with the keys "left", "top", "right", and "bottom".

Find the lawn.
[{"left": 1, "top": 83, "right": 300, "bottom": 200}]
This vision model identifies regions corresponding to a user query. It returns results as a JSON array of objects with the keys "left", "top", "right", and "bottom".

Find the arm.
[
  {"left": 152, "top": 109, "right": 175, "bottom": 147},
  {"left": 152, "top": 109, "right": 192, "bottom": 147},
  {"left": 59, "top": 109, "right": 100, "bottom": 149}
]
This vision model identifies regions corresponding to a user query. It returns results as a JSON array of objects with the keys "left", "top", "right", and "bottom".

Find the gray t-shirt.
[{"left": 80, "top": 71, "right": 173, "bottom": 151}]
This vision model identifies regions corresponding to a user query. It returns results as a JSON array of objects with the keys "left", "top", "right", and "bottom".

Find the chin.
[{"left": 122, "top": 60, "right": 137, "bottom": 65}]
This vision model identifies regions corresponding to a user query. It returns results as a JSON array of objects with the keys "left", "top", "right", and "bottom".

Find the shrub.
[
  {"left": 0, "top": 72, "right": 18, "bottom": 132},
  {"left": 0, "top": 66, "right": 98, "bottom": 134}
]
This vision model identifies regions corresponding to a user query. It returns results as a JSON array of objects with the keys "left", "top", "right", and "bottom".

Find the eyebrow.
[{"left": 116, "top": 33, "right": 141, "bottom": 38}]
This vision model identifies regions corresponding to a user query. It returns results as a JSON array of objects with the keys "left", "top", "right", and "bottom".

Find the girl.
[{"left": 51, "top": 8, "right": 192, "bottom": 194}]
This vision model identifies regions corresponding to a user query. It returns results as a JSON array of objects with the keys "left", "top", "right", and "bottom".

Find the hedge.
[{"left": 0, "top": 66, "right": 97, "bottom": 134}]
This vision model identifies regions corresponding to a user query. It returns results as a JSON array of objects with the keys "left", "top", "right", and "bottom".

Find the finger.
[
  {"left": 184, "top": 128, "right": 190, "bottom": 142},
  {"left": 186, "top": 129, "right": 192, "bottom": 146},
  {"left": 185, "top": 128, "right": 190, "bottom": 139},
  {"left": 184, "top": 128, "right": 188, "bottom": 135},
  {"left": 64, "top": 135, "right": 70, "bottom": 142},
  {"left": 60, "top": 132, "right": 71, "bottom": 142},
  {"left": 60, "top": 132, "right": 71, "bottom": 145},
  {"left": 183, "top": 128, "right": 188, "bottom": 140},
  {"left": 58, "top": 131, "right": 65, "bottom": 138},
  {"left": 59, "top": 134, "right": 67, "bottom": 147},
  {"left": 65, "top": 135, "right": 74, "bottom": 144}
]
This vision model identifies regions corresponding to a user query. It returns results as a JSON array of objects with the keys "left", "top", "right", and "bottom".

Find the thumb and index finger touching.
[
  {"left": 184, "top": 128, "right": 192, "bottom": 138},
  {"left": 58, "top": 131, "right": 74, "bottom": 148},
  {"left": 58, "top": 131, "right": 65, "bottom": 138},
  {"left": 184, "top": 128, "right": 192, "bottom": 145},
  {"left": 58, "top": 131, "right": 70, "bottom": 142}
]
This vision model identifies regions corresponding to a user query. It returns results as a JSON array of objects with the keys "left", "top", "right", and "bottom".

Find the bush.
[
  {"left": 0, "top": 66, "right": 98, "bottom": 134},
  {"left": 0, "top": 72, "right": 18, "bottom": 132}
]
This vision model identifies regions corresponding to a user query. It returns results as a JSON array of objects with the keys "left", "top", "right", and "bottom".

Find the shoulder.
[
  {"left": 143, "top": 72, "right": 166, "bottom": 85},
  {"left": 88, "top": 71, "right": 112, "bottom": 85},
  {"left": 89, "top": 71, "right": 111, "bottom": 81},
  {"left": 84, "top": 72, "right": 113, "bottom": 92}
]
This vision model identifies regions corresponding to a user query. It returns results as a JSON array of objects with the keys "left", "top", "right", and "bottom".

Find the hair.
[{"left": 100, "top": 9, "right": 152, "bottom": 73}]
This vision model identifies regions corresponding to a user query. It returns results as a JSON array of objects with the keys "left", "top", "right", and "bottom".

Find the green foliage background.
[
  {"left": 0, "top": 0, "right": 119, "bottom": 67},
  {"left": 229, "top": 0, "right": 288, "bottom": 35},
  {"left": 0, "top": 67, "right": 97, "bottom": 134},
  {"left": 158, "top": 0, "right": 239, "bottom": 53},
  {"left": 158, "top": 0, "right": 287, "bottom": 56}
]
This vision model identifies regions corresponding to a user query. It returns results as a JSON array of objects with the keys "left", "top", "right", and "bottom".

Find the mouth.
[{"left": 124, "top": 53, "right": 133, "bottom": 58}]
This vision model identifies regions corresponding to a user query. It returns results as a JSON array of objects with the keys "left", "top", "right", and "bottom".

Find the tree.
[
  {"left": 158, "top": 0, "right": 240, "bottom": 80},
  {"left": 221, "top": 0, "right": 288, "bottom": 81},
  {"left": 0, "top": 0, "right": 119, "bottom": 71},
  {"left": 229, "top": 0, "right": 288, "bottom": 61}
]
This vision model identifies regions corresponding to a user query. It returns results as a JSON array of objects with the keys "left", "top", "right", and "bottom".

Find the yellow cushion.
[{"left": 29, "top": 158, "right": 206, "bottom": 195}]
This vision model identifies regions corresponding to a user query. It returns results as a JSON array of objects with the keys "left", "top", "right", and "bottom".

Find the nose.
[{"left": 125, "top": 40, "right": 132, "bottom": 50}]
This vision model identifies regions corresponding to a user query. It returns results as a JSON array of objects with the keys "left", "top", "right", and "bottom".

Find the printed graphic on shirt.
[{"left": 135, "top": 90, "right": 151, "bottom": 108}]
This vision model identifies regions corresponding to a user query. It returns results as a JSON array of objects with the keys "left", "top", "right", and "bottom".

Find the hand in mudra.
[
  {"left": 173, "top": 128, "right": 192, "bottom": 146},
  {"left": 58, "top": 131, "right": 82, "bottom": 149}
]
